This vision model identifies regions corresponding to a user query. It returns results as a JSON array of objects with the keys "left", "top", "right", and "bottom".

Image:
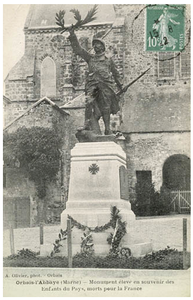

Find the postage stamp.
[{"left": 146, "top": 4, "right": 185, "bottom": 52}]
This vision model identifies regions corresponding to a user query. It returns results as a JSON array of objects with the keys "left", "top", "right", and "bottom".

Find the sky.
[{"left": 3, "top": 5, "right": 30, "bottom": 80}]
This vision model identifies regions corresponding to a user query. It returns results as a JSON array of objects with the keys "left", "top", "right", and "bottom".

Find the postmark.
[{"left": 146, "top": 5, "right": 185, "bottom": 52}]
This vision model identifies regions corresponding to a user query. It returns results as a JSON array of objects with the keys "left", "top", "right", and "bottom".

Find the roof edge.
[
  {"left": 24, "top": 21, "right": 113, "bottom": 32},
  {"left": 3, "top": 95, "right": 12, "bottom": 104},
  {"left": 24, "top": 4, "right": 35, "bottom": 29},
  {"left": 4, "top": 97, "right": 69, "bottom": 131}
]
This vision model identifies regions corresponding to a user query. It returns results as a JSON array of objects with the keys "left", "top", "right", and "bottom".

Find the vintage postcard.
[{"left": 3, "top": 3, "right": 191, "bottom": 297}]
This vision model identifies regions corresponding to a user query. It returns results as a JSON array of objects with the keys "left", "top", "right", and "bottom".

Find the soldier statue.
[
  {"left": 56, "top": 7, "right": 149, "bottom": 140},
  {"left": 68, "top": 28, "right": 123, "bottom": 136}
]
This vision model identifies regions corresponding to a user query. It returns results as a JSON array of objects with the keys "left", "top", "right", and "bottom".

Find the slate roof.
[
  {"left": 5, "top": 53, "right": 35, "bottom": 81},
  {"left": 24, "top": 4, "right": 116, "bottom": 30}
]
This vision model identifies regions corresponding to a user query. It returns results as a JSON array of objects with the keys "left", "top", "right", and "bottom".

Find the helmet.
[{"left": 92, "top": 38, "right": 106, "bottom": 50}]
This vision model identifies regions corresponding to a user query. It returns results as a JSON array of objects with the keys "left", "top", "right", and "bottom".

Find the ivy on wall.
[{"left": 3, "top": 126, "right": 63, "bottom": 222}]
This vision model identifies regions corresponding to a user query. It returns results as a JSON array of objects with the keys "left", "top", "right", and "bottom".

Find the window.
[
  {"left": 158, "top": 52, "right": 175, "bottom": 78},
  {"left": 180, "top": 50, "right": 190, "bottom": 78},
  {"left": 41, "top": 57, "right": 56, "bottom": 97}
]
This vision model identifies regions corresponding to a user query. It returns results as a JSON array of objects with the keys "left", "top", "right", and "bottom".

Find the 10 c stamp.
[{"left": 146, "top": 5, "right": 185, "bottom": 52}]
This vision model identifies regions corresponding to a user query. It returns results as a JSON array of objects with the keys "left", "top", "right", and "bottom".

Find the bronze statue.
[
  {"left": 55, "top": 6, "right": 151, "bottom": 140},
  {"left": 68, "top": 28, "right": 123, "bottom": 135}
]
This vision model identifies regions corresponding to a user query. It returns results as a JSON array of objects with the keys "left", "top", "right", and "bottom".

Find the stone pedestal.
[
  {"left": 41, "top": 141, "right": 152, "bottom": 257},
  {"left": 61, "top": 142, "right": 135, "bottom": 229},
  {"left": 60, "top": 142, "right": 151, "bottom": 257}
]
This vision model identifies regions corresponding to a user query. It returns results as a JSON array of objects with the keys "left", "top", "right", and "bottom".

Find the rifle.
[{"left": 116, "top": 67, "right": 151, "bottom": 96}]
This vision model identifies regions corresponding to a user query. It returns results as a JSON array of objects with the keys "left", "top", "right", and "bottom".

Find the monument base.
[
  {"left": 41, "top": 142, "right": 152, "bottom": 257},
  {"left": 40, "top": 238, "right": 152, "bottom": 258},
  {"left": 61, "top": 199, "right": 135, "bottom": 229}
]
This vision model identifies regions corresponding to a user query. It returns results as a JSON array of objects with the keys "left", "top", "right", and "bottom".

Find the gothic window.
[
  {"left": 180, "top": 50, "right": 190, "bottom": 78},
  {"left": 41, "top": 57, "right": 56, "bottom": 97},
  {"left": 158, "top": 52, "right": 175, "bottom": 78}
]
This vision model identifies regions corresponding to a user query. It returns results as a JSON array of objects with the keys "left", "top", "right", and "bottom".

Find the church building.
[{"left": 4, "top": 5, "right": 190, "bottom": 226}]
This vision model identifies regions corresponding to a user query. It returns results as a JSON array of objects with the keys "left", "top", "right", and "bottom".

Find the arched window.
[
  {"left": 163, "top": 154, "right": 190, "bottom": 190},
  {"left": 41, "top": 57, "right": 56, "bottom": 97}
]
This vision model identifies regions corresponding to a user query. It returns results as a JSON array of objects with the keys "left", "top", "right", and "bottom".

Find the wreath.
[{"left": 51, "top": 206, "right": 127, "bottom": 257}]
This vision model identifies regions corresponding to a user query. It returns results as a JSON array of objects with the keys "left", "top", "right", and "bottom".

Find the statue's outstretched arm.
[{"left": 68, "top": 30, "right": 91, "bottom": 63}]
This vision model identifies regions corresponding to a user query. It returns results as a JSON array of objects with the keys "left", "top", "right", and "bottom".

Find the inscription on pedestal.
[{"left": 119, "top": 166, "right": 129, "bottom": 200}]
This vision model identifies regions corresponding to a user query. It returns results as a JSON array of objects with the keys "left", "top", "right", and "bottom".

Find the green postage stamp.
[{"left": 146, "top": 4, "right": 185, "bottom": 52}]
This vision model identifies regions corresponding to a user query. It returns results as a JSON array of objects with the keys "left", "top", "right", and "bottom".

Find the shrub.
[
  {"left": 3, "top": 247, "right": 190, "bottom": 270},
  {"left": 132, "top": 182, "right": 172, "bottom": 216},
  {"left": 158, "top": 185, "right": 173, "bottom": 214},
  {"left": 133, "top": 182, "right": 158, "bottom": 216},
  {"left": 7, "top": 248, "right": 39, "bottom": 260}
]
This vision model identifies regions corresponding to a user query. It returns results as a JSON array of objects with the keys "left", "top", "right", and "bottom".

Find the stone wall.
[
  {"left": 5, "top": 77, "right": 34, "bottom": 102},
  {"left": 114, "top": 4, "right": 191, "bottom": 133},
  {"left": 122, "top": 82, "right": 190, "bottom": 133},
  {"left": 4, "top": 101, "right": 31, "bottom": 127},
  {"left": 113, "top": 5, "right": 191, "bottom": 201},
  {"left": 125, "top": 131, "right": 190, "bottom": 192}
]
